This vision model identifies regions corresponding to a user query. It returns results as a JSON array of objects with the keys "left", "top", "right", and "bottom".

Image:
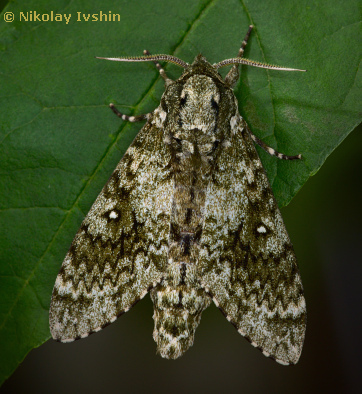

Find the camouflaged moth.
[{"left": 49, "top": 26, "right": 306, "bottom": 365}]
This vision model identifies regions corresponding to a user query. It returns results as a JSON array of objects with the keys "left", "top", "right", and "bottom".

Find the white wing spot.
[
  {"left": 257, "top": 225, "right": 267, "bottom": 233},
  {"left": 109, "top": 211, "right": 118, "bottom": 219}
]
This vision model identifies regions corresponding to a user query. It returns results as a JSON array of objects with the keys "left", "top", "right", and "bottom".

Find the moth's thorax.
[
  {"left": 161, "top": 58, "right": 236, "bottom": 155},
  {"left": 154, "top": 63, "right": 238, "bottom": 271},
  {"left": 163, "top": 74, "right": 227, "bottom": 266},
  {"left": 178, "top": 75, "right": 220, "bottom": 136}
]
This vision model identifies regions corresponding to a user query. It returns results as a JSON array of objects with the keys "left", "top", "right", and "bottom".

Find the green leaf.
[{"left": 0, "top": 0, "right": 360, "bottom": 385}]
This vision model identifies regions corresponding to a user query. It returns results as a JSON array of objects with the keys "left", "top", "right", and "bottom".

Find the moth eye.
[
  {"left": 172, "top": 136, "right": 183, "bottom": 152},
  {"left": 161, "top": 101, "right": 168, "bottom": 112},
  {"left": 180, "top": 94, "right": 187, "bottom": 106},
  {"left": 211, "top": 97, "right": 219, "bottom": 110}
]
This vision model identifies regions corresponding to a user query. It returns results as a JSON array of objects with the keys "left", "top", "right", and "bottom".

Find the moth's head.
[
  {"left": 190, "top": 54, "right": 215, "bottom": 70},
  {"left": 182, "top": 54, "right": 222, "bottom": 80},
  {"left": 192, "top": 54, "right": 209, "bottom": 65}
]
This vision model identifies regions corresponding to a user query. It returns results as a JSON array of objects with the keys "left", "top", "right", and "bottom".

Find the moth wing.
[
  {"left": 198, "top": 115, "right": 306, "bottom": 365},
  {"left": 50, "top": 118, "right": 173, "bottom": 342}
]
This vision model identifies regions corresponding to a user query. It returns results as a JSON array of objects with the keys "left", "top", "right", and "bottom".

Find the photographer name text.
[{"left": 19, "top": 11, "right": 121, "bottom": 24}]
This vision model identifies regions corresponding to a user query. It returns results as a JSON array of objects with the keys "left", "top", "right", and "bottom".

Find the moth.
[{"left": 49, "top": 26, "right": 306, "bottom": 365}]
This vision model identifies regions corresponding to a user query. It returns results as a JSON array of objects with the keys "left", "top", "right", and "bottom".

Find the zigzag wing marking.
[
  {"left": 49, "top": 116, "right": 173, "bottom": 342},
  {"left": 198, "top": 114, "right": 306, "bottom": 365}
]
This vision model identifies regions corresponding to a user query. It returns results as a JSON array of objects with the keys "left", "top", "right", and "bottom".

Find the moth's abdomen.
[{"left": 150, "top": 264, "right": 211, "bottom": 359}]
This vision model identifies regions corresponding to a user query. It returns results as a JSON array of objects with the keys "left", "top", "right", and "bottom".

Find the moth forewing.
[
  {"left": 50, "top": 26, "right": 306, "bottom": 365},
  {"left": 49, "top": 120, "right": 173, "bottom": 341}
]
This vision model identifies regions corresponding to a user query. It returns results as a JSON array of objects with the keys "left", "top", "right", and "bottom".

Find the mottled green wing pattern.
[
  {"left": 198, "top": 114, "right": 306, "bottom": 365},
  {"left": 49, "top": 116, "right": 173, "bottom": 342}
]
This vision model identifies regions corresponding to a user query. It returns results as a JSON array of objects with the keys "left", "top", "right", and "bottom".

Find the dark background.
[{"left": 2, "top": 124, "right": 361, "bottom": 393}]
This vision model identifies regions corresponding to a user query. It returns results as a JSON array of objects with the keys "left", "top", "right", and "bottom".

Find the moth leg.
[
  {"left": 225, "top": 25, "right": 253, "bottom": 87},
  {"left": 249, "top": 130, "right": 302, "bottom": 160},
  {"left": 143, "top": 49, "right": 173, "bottom": 85},
  {"left": 109, "top": 103, "right": 151, "bottom": 122}
]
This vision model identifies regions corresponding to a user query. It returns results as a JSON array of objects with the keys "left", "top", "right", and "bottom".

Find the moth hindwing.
[{"left": 49, "top": 26, "right": 306, "bottom": 365}]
